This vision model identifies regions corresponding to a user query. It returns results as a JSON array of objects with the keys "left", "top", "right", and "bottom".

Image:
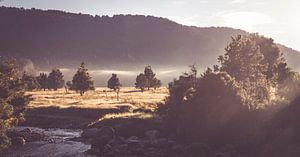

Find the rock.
[
  {"left": 8, "top": 128, "right": 45, "bottom": 143},
  {"left": 11, "top": 137, "right": 26, "bottom": 146},
  {"left": 144, "top": 130, "right": 159, "bottom": 141},
  {"left": 126, "top": 136, "right": 139, "bottom": 142},
  {"left": 20, "top": 128, "right": 32, "bottom": 134},
  {"left": 81, "top": 128, "right": 99, "bottom": 139},
  {"left": 89, "top": 126, "right": 115, "bottom": 150}
]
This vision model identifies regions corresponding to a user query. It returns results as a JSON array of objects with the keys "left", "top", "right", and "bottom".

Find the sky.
[{"left": 1, "top": 0, "right": 299, "bottom": 51}]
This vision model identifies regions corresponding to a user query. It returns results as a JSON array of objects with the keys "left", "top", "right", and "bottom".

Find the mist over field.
[{"left": 38, "top": 66, "right": 199, "bottom": 86}]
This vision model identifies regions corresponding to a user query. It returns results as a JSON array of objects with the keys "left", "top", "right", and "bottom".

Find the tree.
[
  {"left": 0, "top": 60, "right": 31, "bottom": 151},
  {"left": 151, "top": 78, "right": 162, "bottom": 90},
  {"left": 135, "top": 66, "right": 161, "bottom": 91},
  {"left": 135, "top": 73, "right": 148, "bottom": 92},
  {"left": 66, "top": 81, "right": 73, "bottom": 90},
  {"left": 217, "top": 34, "right": 290, "bottom": 108},
  {"left": 71, "top": 62, "right": 94, "bottom": 96},
  {"left": 36, "top": 73, "right": 48, "bottom": 91},
  {"left": 47, "top": 68, "right": 64, "bottom": 90},
  {"left": 144, "top": 66, "right": 155, "bottom": 90},
  {"left": 107, "top": 73, "right": 121, "bottom": 100},
  {"left": 21, "top": 72, "right": 40, "bottom": 91}
]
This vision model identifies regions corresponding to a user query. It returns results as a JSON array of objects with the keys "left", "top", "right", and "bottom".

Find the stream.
[{"left": 4, "top": 127, "right": 96, "bottom": 157}]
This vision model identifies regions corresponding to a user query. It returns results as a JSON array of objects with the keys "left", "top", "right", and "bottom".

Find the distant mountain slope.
[{"left": 0, "top": 7, "right": 299, "bottom": 85}]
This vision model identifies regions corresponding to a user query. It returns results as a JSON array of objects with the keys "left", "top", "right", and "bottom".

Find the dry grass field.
[
  {"left": 27, "top": 87, "right": 168, "bottom": 110},
  {"left": 23, "top": 87, "right": 169, "bottom": 129}
]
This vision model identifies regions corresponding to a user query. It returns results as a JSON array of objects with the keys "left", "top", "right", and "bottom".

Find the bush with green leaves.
[
  {"left": 0, "top": 60, "right": 31, "bottom": 151},
  {"left": 71, "top": 62, "right": 94, "bottom": 96}
]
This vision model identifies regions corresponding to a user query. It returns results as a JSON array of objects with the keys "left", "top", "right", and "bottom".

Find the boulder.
[
  {"left": 89, "top": 126, "right": 115, "bottom": 150},
  {"left": 81, "top": 128, "right": 99, "bottom": 139},
  {"left": 11, "top": 137, "right": 26, "bottom": 146}
]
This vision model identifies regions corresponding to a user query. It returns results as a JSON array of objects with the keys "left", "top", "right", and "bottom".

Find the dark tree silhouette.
[
  {"left": 47, "top": 68, "right": 64, "bottom": 91},
  {"left": 107, "top": 73, "right": 121, "bottom": 100},
  {"left": 21, "top": 72, "right": 40, "bottom": 91},
  {"left": 36, "top": 73, "right": 48, "bottom": 91},
  {"left": 71, "top": 62, "right": 94, "bottom": 96},
  {"left": 135, "top": 66, "right": 161, "bottom": 91},
  {"left": 135, "top": 73, "right": 148, "bottom": 92}
]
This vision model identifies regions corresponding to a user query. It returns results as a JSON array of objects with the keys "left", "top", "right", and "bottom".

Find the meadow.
[{"left": 22, "top": 87, "right": 168, "bottom": 129}]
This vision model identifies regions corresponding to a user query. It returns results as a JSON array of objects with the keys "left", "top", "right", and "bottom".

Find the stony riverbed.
[{"left": 4, "top": 127, "right": 96, "bottom": 157}]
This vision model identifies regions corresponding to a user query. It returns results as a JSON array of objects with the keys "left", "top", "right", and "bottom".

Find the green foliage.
[
  {"left": 71, "top": 62, "right": 94, "bottom": 96},
  {"left": 47, "top": 68, "right": 64, "bottom": 90},
  {"left": 21, "top": 72, "right": 40, "bottom": 91},
  {"left": 107, "top": 74, "right": 121, "bottom": 91},
  {"left": 36, "top": 73, "right": 48, "bottom": 91},
  {"left": 0, "top": 60, "right": 30, "bottom": 151},
  {"left": 135, "top": 66, "right": 161, "bottom": 91},
  {"left": 218, "top": 34, "right": 291, "bottom": 108}
]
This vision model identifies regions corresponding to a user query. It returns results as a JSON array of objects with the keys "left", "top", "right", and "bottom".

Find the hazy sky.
[{"left": 1, "top": 0, "right": 299, "bottom": 51}]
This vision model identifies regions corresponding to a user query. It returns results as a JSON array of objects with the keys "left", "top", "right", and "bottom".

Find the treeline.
[{"left": 21, "top": 62, "right": 162, "bottom": 95}]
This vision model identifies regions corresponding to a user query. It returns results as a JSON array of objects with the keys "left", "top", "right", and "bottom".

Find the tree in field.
[
  {"left": 36, "top": 73, "right": 48, "bottom": 91},
  {"left": 66, "top": 81, "right": 73, "bottom": 90},
  {"left": 71, "top": 62, "right": 94, "bottom": 96},
  {"left": 135, "top": 73, "right": 148, "bottom": 92},
  {"left": 21, "top": 72, "right": 40, "bottom": 91},
  {"left": 144, "top": 66, "right": 155, "bottom": 90},
  {"left": 47, "top": 68, "right": 64, "bottom": 91},
  {"left": 107, "top": 73, "right": 121, "bottom": 100},
  {"left": 135, "top": 66, "right": 161, "bottom": 91},
  {"left": 151, "top": 78, "right": 162, "bottom": 90},
  {"left": 0, "top": 60, "right": 31, "bottom": 151}
]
